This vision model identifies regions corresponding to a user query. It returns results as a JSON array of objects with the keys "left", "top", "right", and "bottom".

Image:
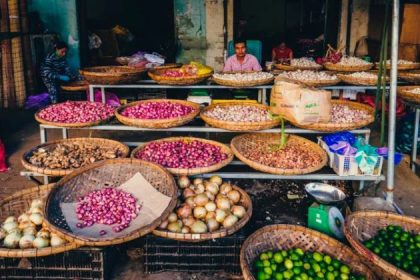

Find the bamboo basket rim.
[
  {"left": 131, "top": 137, "right": 234, "bottom": 175},
  {"left": 147, "top": 68, "right": 213, "bottom": 85},
  {"left": 115, "top": 99, "right": 200, "bottom": 128},
  {"left": 153, "top": 185, "right": 252, "bottom": 242},
  {"left": 274, "top": 64, "right": 297, "bottom": 71},
  {"left": 337, "top": 73, "right": 389, "bottom": 86},
  {"left": 231, "top": 134, "right": 328, "bottom": 175},
  {"left": 398, "top": 71, "right": 420, "bottom": 84},
  {"left": 375, "top": 62, "right": 420, "bottom": 70},
  {"left": 275, "top": 63, "right": 323, "bottom": 71},
  {"left": 324, "top": 62, "right": 374, "bottom": 72},
  {"left": 200, "top": 102, "right": 280, "bottom": 131},
  {"left": 34, "top": 101, "right": 115, "bottom": 128},
  {"left": 344, "top": 210, "right": 420, "bottom": 280},
  {"left": 288, "top": 100, "right": 375, "bottom": 132},
  {"left": 79, "top": 66, "right": 145, "bottom": 77},
  {"left": 398, "top": 86, "right": 420, "bottom": 105},
  {"left": 21, "top": 137, "right": 130, "bottom": 177},
  {"left": 0, "top": 184, "right": 80, "bottom": 258},
  {"left": 42, "top": 158, "right": 178, "bottom": 247},
  {"left": 212, "top": 71, "right": 274, "bottom": 87},
  {"left": 152, "top": 63, "right": 183, "bottom": 70},
  {"left": 60, "top": 80, "right": 89, "bottom": 91},
  {"left": 275, "top": 74, "right": 341, "bottom": 87},
  {"left": 240, "top": 224, "right": 376, "bottom": 280}
]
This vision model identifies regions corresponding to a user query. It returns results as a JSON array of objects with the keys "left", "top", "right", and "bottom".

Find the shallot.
[
  {"left": 38, "top": 101, "right": 114, "bottom": 124},
  {"left": 213, "top": 72, "right": 273, "bottom": 82},
  {"left": 75, "top": 188, "right": 141, "bottom": 233},
  {"left": 331, "top": 104, "right": 370, "bottom": 124},
  {"left": 203, "top": 105, "right": 271, "bottom": 122},
  {"left": 121, "top": 101, "right": 195, "bottom": 119},
  {"left": 278, "top": 70, "right": 337, "bottom": 81},
  {"left": 409, "top": 88, "right": 420, "bottom": 94}
]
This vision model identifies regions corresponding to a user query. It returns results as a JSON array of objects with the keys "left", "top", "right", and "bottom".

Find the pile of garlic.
[
  {"left": 336, "top": 57, "right": 372, "bottom": 66},
  {"left": 386, "top": 59, "right": 417, "bottom": 65},
  {"left": 0, "top": 199, "right": 65, "bottom": 249},
  {"left": 290, "top": 58, "right": 320, "bottom": 68},
  {"left": 213, "top": 72, "right": 273, "bottom": 82}
]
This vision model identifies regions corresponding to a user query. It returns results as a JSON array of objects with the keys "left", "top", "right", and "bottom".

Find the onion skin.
[
  {"left": 215, "top": 209, "right": 227, "bottom": 223},
  {"left": 204, "top": 201, "right": 217, "bottom": 212},
  {"left": 216, "top": 196, "right": 231, "bottom": 211},
  {"left": 168, "top": 213, "right": 178, "bottom": 223},
  {"left": 182, "top": 216, "right": 196, "bottom": 227},
  {"left": 223, "top": 215, "right": 238, "bottom": 229},
  {"left": 191, "top": 221, "right": 207, "bottom": 233},
  {"left": 177, "top": 204, "right": 192, "bottom": 219},
  {"left": 227, "top": 190, "right": 241, "bottom": 204},
  {"left": 219, "top": 183, "right": 232, "bottom": 195},
  {"left": 177, "top": 176, "right": 190, "bottom": 189},
  {"left": 209, "top": 175, "right": 223, "bottom": 186},
  {"left": 231, "top": 205, "right": 246, "bottom": 219},
  {"left": 207, "top": 218, "right": 220, "bottom": 232},
  {"left": 168, "top": 222, "right": 181, "bottom": 233},
  {"left": 193, "top": 207, "right": 207, "bottom": 220},
  {"left": 183, "top": 188, "right": 195, "bottom": 199},
  {"left": 194, "top": 193, "right": 209, "bottom": 207}
]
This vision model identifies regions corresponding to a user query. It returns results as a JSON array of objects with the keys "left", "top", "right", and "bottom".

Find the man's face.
[
  {"left": 234, "top": 43, "right": 247, "bottom": 58},
  {"left": 56, "top": 48, "right": 67, "bottom": 58}
]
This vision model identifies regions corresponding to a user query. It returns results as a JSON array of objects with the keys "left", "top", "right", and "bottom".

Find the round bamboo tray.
[
  {"left": 131, "top": 137, "right": 234, "bottom": 176},
  {"left": 115, "top": 99, "right": 200, "bottom": 128},
  {"left": 153, "top": 63, "right": 182, "bottom": 70},
  {"left": 60, "top": 80, "right": 89, "bottom": 91},
  {"left": 324, "top": 62, "right": 374, "bottom": 72},
  {"left": 289, "top": 100, "right": 375, "bottom": 132},
  {"left": 0, "top": 184, "right": 80, "bottom": 258},
  {"left": 274, "top": 64, "right": 296, "bottom": 71},
  {"left": 337, "top": 73, "right": 389, "bottom": 86},
  {"left": 34, "top": 102, "right": 115, "bottom": 128},
  {"left": 276, "top": 74, "right": 341, "bottom": 87},
  {"left": 148, "top": 68, "right": 212, "bottom": 85},
  {"left": 42, "top": 158, "right": 178, "bottom": 247},
  {"left": 399, "top": 71, "right": 420, "bottom": 84},
  {"left": 21, "top": 138, "right": 130, "bottom": 177},
  {"left": 275, "top": 63, "right": 323, "bottom": 71},
  {"left": 375, "top": 62, "right": 420, "bottom": 70},
  {"left": 200, "top": 102, "right": 279, "bottom": 131},
  {"left": 115, "top": 56, "right": 131, "bottom": 65},
  {"left": 240, "top": 224, "right": 375, "bottom": 280},
  {"left": 344, "top": 211, "right": 420, "bottom": 280},
  {"left": 79, "top": 66, "right": 145, "bottom": 85},
  {"left": 397, "top": 86, "right": 420, "bottom": 104},
  {"left": 231, "top": 133, "right": 328, "bottom": 175},
  {"left": 153, "top": 185, "right": 252, "bottom": 242},
  {"left": 212, "top": 72, "right": 274, "bottom": 87}
]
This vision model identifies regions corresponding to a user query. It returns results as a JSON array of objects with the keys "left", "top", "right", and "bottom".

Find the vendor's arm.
[
  {"left": 63, "top": 64, "right": 77, "bottom": 81},
  {"left": 289, "top": 50, "right": 294, "bottom": 60},
  {"left": 250, "top": 56, "right": 262, "bottom": 71}
]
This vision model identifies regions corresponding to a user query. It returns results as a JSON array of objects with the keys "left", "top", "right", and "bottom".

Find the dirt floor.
[{"left": 0, "top": 108, "right": 419, "bottom": 280}]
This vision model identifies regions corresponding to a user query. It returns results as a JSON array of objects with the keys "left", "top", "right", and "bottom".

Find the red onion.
[
  {"left": 135, "top": 140, "right": 228, "bottom": 169},
  {"left": 121, "top": 102, "right": 194, "bottom": 119},
  {"left": 38, "top": 101, "right": 114, "bottom": 123},
  {"left": 75, "top": 188, "right": 141, "bottom": 233}
]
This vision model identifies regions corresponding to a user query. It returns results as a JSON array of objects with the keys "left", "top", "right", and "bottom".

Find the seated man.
[{"left": 223, "top": 38, "right": 262, "bottom": 72}]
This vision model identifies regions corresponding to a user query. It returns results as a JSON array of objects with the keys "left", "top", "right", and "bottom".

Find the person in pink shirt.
[{"left": 223, "top": 38, "right": 262, "bottom": 72}]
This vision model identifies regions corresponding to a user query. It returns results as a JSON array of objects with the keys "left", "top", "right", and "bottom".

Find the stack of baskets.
[
  {"left": 80, "top": 66, "right": 145, "bottom": 85},
  {"left": 148, "top": 68, "right": 213, "bottom": 85}
]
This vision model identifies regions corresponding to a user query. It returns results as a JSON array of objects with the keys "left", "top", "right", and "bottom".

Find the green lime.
[
  {"left": 271, "top": 264, "right": 278, "bottom": 271},
  {"left": 291, "top": 253, "right": 300, "bottom": 261},
  {"left": 412, "top": 266, "right": 419, "bottom": 274},
  {"left": 293, "top": 267, "right": 301, "bottom": 275},
  {"left": 281, "top": 250, "right": 288, "bottom": 257},
  {"left": 255, "top": 260, "right": 264, "bottom": 268},
  {"left": 340, "top": 265, "right": 350, "bottom": 274},
  {"left": 326, "top": 272, "right": 335, "bottom": 280},
  {"left": 285, "top": 259, "right": 294, "bottom": 270},
  {"left": 316, "top": 272, "right": 324, "bottom": 278},
  {"left": 327, "top": 265, "right": 334, "bottom": 272},
  {"left": 294, "top": 261, "right": 303, "bottom": 267},
  {"left": 332, "top": 260, "right": 341, "bottom": 269},
  {"left": 264, "top": 267, "right": 273, "bottom": 275},
  {"left": 257, "top": 271, "right": 266, "bottom": 280},
  {"left": 283, "top": 270, "right": 293, "bottom": 279},
  {"left": 274, "top": 252, "right": 284, "bottom": 264},
  {"left": 274, "top": 272, "right": 284, "bottom": 280},
  {"left": 267, "top": 251, "right": 273, "bottom": 259},
  {"left": 312, "top": 263, "right": 321, "bottom": 273},
  {"left": 303, "top": 263, "right": 311, "bottom": 270},
  {"left": 295, "top": 248, "right": 305, "bottom": 256},
  {"left": 260, "top": 253, "right": 269, "bottom": 261},
  {"left": 313, "top": 252, "right": 323, "bottom": 262},
  {"left": 340, "top": 273, "right": 349, "bottom": 280},
  {"left": 300, "top": 273, "right": 309, "bottom": 280},
  {"left": 323, "top": 255, "right": 332, "bottom": 265}
]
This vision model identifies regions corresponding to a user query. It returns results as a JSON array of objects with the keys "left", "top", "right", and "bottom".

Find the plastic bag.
[
  {"left": 0, "top": 139, "right": 7, "bottom": 172},
  {"left": 24, "top": 93, "right": 51, "bottom": 110},
  {"left": 91, "top": 90, "right": 120, "bottom": 107},
  {"left": 323, "top": 131, "right": 356, "bottom": 146}
]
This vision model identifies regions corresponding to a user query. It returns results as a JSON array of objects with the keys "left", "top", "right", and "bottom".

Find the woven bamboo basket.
[
  {"left": 212, "top": 72, "right": 274, "bottom": 87},
  {"left": 42, "top": 158, "right": 178, "bottom": 247},
  {"left": 276, "top": 74, "right": 341, "bottom": 87},
  {"left": 397, "top": 86, "right": 420, "bottom": 104},
  {"left": 153, "top": 185, "right": 252, "bottom": 242},
  {"left": 79, "top": 66, "right": 145, "bottom": 85},
  {"left": 399, "top": 71, "right": 420, "bottom": 84},
  {"left": 375, "top": 62, "right": 420, "bottom": 71},
  {"left": 131, "top": 137, "right": 234, "bottom": 175},
  {"left": 21, "top": 137, "right": 130, "bottom": 177},
  {"left": 34, "top": 102, "right": 115, "bottom": 128},
  {"left": 153, "top": 63, "right": 183, "bottom": 70},
  {"left": 115, "top": 56, "right": 131, "bottom": 65},
  {"left": 60, "top": 80, "right": 89, "bottom": 91},
  {"left": 231, "top": 133, "right": 328, "bottom": 175},
  {"left": 274, "top": 64, "right": 296, "bottom": 71},
  {"left": 148, "top": 68, "right": 212, "bottom": 85},
  {"left": 0, "top": 184, "right": 80, "bottom": 258},
  {"left": 324, "top": 62, "right": 374, "bottom": 72},
  {"left": 200, "top": 102, "right": 279, "bottom": 131},
  {"left": 289, "top": 100, "right": 375, "bottom": 132},
  {"left": 337, "top": 73, "right": 389, "bottom": 86},
  {"left": 241, "top": 224, "right": 376, "bottom": 280},
  {"left": 344, "top": 211, "right": 420, "bottom": 280},
  {"left": 115, "top": 99, "right": 200, "bottom": 128},
  {"left": 275, "top": 63, "right": 323, "bottom": 71}
]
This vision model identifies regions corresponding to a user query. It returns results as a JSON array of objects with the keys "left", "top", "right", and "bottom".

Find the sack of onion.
[{"left": 154, "top": 175, "right": 252, "bottom": 241}]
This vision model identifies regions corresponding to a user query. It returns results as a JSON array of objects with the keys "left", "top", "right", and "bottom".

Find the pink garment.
[{"left": 223, "top": 54, "right": 262, "bottom": 72}]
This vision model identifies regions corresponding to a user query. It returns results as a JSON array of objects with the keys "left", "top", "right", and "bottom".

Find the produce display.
[
  {"left": 37, "top": 101, "right": 114, "bottom": 124},
  {"left": 253, "top": 249, "right": 366, "bottom": 280},
  {"left": 408, "top": 88, "right": 420, "bottom": 94},
  {"left": 341, "top": 72, "right": 377, "bottom": 80},
  {"left": 75, "top": 188, "right": 141, "bottom": 234},
  {"left": 386, "top": 59, "right": 418, "bottom": 65},
  {"left": 28, "top": 141, "right": 122, "bottom": 169},
  {"left": 202, "top": 104, "right": 272, "bottom": 122},
  {"left": 329, "top": 56, "right": 372, "bottom": 66},
  {"left": 213, "top": 72, "right": 274, "bottom": 82},
  {"left": 0, "top": 199, "right": 66, "bottom": 249},
  {"left": 134, "top": 139, "right": 229, "bottom": 169},
  {"left": 331, "top": 104, "right": 371, "bottom": 124},
  {"left": 120, "top": 101, "right": 195, "bottom": 119},
  {"left": 157, "top": 176, "right": 248, "bottom": 234},
  {"left": 161, "top": 62, "right": 213, "bottom": 77},
  {"left": 290, "top": 58, "right": 322, "bottom": 68},
  {"left": 278, "top": 70, "right": 338, "bottom": 82},
  {"left": 363, "top": 225, "right": 420, "bottom": 277}
]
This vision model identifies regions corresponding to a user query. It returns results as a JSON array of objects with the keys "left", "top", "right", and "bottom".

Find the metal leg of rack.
[
  {"left": 40, "top": 126, "right": 49, "bottom": 184},
  {"left": 412, "top": 108, "right": 419, "bottom": 172},
  {"left": 262, "top": 88, "right": 267, "bottom": 105},
  {"left": 62, "top": 128, "right": 68, "bottom": 139},
  {"left": 101, "top": 87, "right": 106, "bottom": 103},
  {"left": 89, "top": 85, "right": 95, "bottom": 102}
]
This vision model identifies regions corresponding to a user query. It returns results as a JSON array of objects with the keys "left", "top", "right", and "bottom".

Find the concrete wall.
[
  {"left": 28, "top": 0, "right": 80, "bottom": 71},
  {"left": 349, "top": 0, "right": 370, "bottom": 55}
]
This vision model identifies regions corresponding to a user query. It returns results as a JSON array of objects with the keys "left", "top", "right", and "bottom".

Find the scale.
[{"left": 305, "top": 183, "right": 346, "bottom": 239}]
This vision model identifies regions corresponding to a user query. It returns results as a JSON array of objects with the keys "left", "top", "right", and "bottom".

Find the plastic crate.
[
  {"left": 0, "top": 247, "right": 117, "bottom": 280},
  {"left": 318, "top": 138, "right": 383, "bottom": 176},
  {"left": 141, "top": 232, "right": 246, "bottom": 275}
]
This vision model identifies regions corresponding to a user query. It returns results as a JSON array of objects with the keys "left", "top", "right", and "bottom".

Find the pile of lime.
[
  {"left": 363, "top": 225, "right": 420, "bottom": 277},
  {"left": 253, "top": 248, "right": 365, "bottom": 280}
]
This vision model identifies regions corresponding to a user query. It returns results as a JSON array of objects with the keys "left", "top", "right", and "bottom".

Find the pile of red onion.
[
  {"left": 135, "top": 140, "right": 228, "bottom": 169},
  {"left": 38, "top": 101, "right": 114, "bottom": 123},
  {"left": 76, "top": 188, "right": 141, "bottom": 234},
  {"left": 121, "top": 101, "right": 194, "bottom": 119}
]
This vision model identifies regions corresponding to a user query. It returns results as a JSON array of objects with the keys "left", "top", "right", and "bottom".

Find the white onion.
[
  {"left": 4, "top": 232, "right": 21, "bottom": 248},
  {"left": 50, "top": 235, "right": 66, "bottom": 247},
  {"left": 194, "top": 193, "right": 209, "bottom": 207},
  {"left": 205, "top": 211, "right": 216, "bottom": 221},
  {"left": 204, "top": 201, "right": 217, "bottom": 212},
  {"left": 191, "top": 221, "right": 207, "bottom": 233},
  {"left": 227, "top": 190, "right": 241, "bottom": 204},
  {"left": 3, "top": 221, "right": 18, "bottom": 233},
  {"left": 23, "top": 227, "right": 37, "bottom": 236},
  {"left": 194, "top": 183, "right": 205, "bottom": 194},
  {"left": 36, "top": 229, "right": 50, "bottom": 239},
  {"left": 231, "top": 205, "right": 246, "bottom": 219},
  {"left": 223, "top": 215, "right": 238, "bottom": 229},
  {"left": 216, "top": 196, "right": 231, "bottom": 211},
  {"left": 168, "top": 213, "right": 178, "bottom": 223},
  {"left": 19, "top": 221, "right": 35, "bottom": 230},
  {"left": 193, "top": 207, "right": 207, "bottom": 219},
  {"left": 177, "top": 176, "right": 190, "bottom": 189},
  {"left": 182, "top": 216, "right": 196, "bottom": 227},
  {"left": 215, "top": 209, "right": 227, "bottom": 223},
  {"left": 167, "top": 222, "right": 181, "bottom": 233},
  {"left": 209, "top": 175, "right": 223, "bottom": 186},
  {"left": 33, "top": 237, "right": 49, "bottom": 248},
  {"left": 31, "top": 199, "right": 43, "bottom": 209},
  {"left": 205, "top": 191, "right": 215, "bottom": 201},
  {"left": 185, "top": 196, "right": 196, "bottom": 207},
  {"left": 0, "top": 229, "right": 6, "bottom": 240},
  {"left": 4, "top": 216, "right": 16, "bottom": 224},
  {"left": 18, "top": 213, "right": 31, "bottom": 224},
  {"left": 205, "top": 182, "right": 219, "bottom": 195},
  {"left": 193, "top": 178, "right": 203, "bottom": 186},
  {"left": 177, "top": 204, "right": 192, "bottom": 219},
  {"left": 183, "top": 188, "right": 195, "bottom": 199},
  {"left": 29, "top": 207, "right": 43, "bottom": 215},
  {"left": 207, "top": 218, "right": 220, "bottom": 232},
  {"left": 29, "top": 213, "right": 43, "bottom": 225},
  {"left": 177, "top": 220, "right": 183, "bottom": 228},
  {"left": 220, "top": 183, "right": 232, "bottom": 195},
  {"left": 181, "top": 226, "right": 191, "bottom": 234},
  {"left": 19, "top": 234, "right": 35, "bottom": 249}
]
